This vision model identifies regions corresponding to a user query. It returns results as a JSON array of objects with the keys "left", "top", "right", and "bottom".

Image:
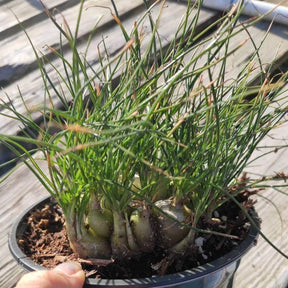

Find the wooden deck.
[{"left": 1, "top": 0, "right": 288, "bottom": 287}]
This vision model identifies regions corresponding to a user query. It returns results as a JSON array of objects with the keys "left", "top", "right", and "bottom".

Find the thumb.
[{"left": 16, "top": 262, "right": 85, "bottom": 288}]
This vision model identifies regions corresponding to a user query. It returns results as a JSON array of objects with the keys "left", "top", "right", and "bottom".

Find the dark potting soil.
[{"left": 18, "top": 195, "right": 257, "bottom": 279}]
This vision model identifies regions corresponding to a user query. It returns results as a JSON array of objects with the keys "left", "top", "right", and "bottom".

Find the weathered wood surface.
[
  {"left": 0, "top": 0, "right": 219, "bottom": 137},
  {"left": 262, "top": 0, "right": 288, "bottom": 5},
  {"left": 0, "top": 159, "right": 49, "bottom": 288},
  {"left": 234, "top": 108, "right": 288, "bottom": 287},
  {"left": 1, "top": 0, "right": 288, "bottom": 287}
]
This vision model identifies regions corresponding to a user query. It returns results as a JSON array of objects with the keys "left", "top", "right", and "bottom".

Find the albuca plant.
[{"left": 1, "top": 0, "right": 288, "bottom": 276}]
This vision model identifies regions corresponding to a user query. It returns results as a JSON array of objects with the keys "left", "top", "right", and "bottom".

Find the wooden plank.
[
  {"left": 234, "top": 98, "right": 288, "bottom": 287},
  {"left": 3, "top": 2, "right": 288, "bottom": 138},
  {"left": 0, "top": 0, "right": 77, "bottom": 36},
  {"left": 0, "top": 0, "right": 219, "bottom": 174},
  {"left": 3, "top": 2, "right": 288, "bottom": 172},
  {"left": 208, "top": 14, "right": 288, "bottom": 81},
  {"left": 0, "top": 1, "right": 219, "bottom": 136},
  {"left": 0, "top": 0, "right": 146, "bottom": 86},
  {"left": 0, "top": 158, "right": 49, "bottom": 288},
  {"left": 264, "top": 0, "right": 288, "bottom": 6},
  {"left": 1, "top": 3, "right": 287, "bottom": 160},
  {"left": 235, "top": 185, "right": 288, "bottom": 288}
]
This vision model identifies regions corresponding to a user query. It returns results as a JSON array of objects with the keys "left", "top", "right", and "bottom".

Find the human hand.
[{"left": 15, "top": 262, "right": 85, "bottom": 288}]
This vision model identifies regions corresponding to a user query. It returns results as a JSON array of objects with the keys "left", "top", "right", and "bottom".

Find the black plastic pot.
[{"left": 9, "top": 196, "right": 259, "bottom": 288}]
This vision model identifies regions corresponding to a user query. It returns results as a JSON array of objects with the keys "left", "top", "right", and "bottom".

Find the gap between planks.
[{"left": 0, "top": 1, "right": 219, "bottom": 136}]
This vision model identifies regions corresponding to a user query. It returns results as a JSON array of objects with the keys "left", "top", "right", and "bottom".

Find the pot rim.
[{"left": 9, "top": 196, "right": 259, "bottom": 287}]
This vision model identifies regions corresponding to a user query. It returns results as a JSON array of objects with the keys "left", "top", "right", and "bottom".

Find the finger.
[{"left": 16, "top": 262, "right": 85, "bottom": 288}]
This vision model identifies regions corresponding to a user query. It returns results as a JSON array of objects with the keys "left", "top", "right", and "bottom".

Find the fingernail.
[{"left": 54, "top": 262, "right": 82, "bottom": 276}]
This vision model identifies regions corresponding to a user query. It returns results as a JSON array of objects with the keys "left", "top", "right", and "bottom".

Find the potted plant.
[{"left": 1, "top": 0, "right": 288, "bottom": 287}]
